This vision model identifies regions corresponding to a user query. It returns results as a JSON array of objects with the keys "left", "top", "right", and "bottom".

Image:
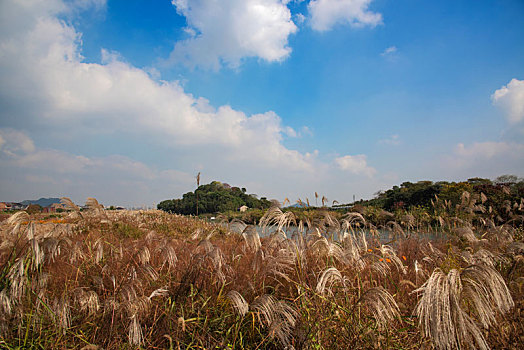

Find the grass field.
[{"left": 0, "top": 196, "right": 522, "bottom": 349}]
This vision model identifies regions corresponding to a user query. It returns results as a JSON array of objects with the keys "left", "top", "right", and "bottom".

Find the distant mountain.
[
  {"left": 20, "top": 198, "right": 61, "bottom": 207},
  {"left": 285, "top": 203, "right": 310, "bottom": 208}
]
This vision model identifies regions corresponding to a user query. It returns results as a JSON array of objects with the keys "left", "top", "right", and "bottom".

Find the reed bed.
[{"left": 0, "top": 196, "right": 522, "bottom": 349}]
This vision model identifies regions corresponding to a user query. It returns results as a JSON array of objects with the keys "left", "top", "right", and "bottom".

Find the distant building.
[
  {"left": 10, "top": 203, "right": 24, "bottom": 210},
  {"left": 239, "top": 205, "right": 248, "bottom": 212},
  {"left": 0, "top": 202, "right": 11, "bottom": 211},
  {"left": 43, "top": 203, "right": 67, "bottom": 213}
]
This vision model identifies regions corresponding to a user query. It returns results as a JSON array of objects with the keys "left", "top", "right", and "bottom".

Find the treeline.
[
  {"left": 157, "top": 181, "right": 272, "bottom": 215},
  {"left": 348, "top": 175, "right": 524, "bottom": 220}
]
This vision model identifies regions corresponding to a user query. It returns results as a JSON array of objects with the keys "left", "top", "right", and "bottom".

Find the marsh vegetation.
[{"left": 0, "top": 194, "right": 523, "bottom": 349}]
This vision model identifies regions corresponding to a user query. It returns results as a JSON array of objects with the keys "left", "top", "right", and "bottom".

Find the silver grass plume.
[
  {"left": 157, "top": 243, "right": 177, "bottom": 269},
  {"left": 53, "top": 296, "right": 71, "bottom": 334},
  {"left": 251, "top": 294, "right": 297, "bottom": 348},
  {"left": 452, "top": 227, "right": 478, "bottom": 244},
  {"left": 148, "top": 288, "right": 169, "bottom": 300},
  {"left": 94, "top": 238, "right": 104, "bottom": 264},
  {"left": 7, "top": 211, "right": 30, "bottom": 226},
  {"left": 379, "top": 244, "right": 407, "bottom": 274},
  {"left": 310, "top": 237, "right": 345, "bottom": 263},
  {"left": 76, "top": 289, "right": 100, "bottom": 316},
  {"left": 0, "top": 289, "right": 12, "bottom": 316},
  {"left": 359, "top": 287, "right": 400, "bottom": 330},
  {"left": 128, "top": 315, "right": 143, "bottom": 346},
  {"left": 227, "top": 290, "right": 249, "bottom": 317},
  {"left": 316, "top": 267, "right": 344, "bottom": 296},
  {"left": 242, "top": 225, "right": 262, "bottom": 252},
  {"left": 60, "top": 197, "right": 80, "bottom": 211},
  {"left": 137, "top": 246, "right": 151, "bottom": 265},
  {"left": 260, "top": 207, "right": 296, "bottom": 233},
  {"left": 414, "top": 265, "right": 514, "bottom": 350},
  {"left": 461, "top": 264, "right": 514, "bottom": 328}
]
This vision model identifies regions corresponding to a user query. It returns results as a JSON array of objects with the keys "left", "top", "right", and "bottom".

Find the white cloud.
[
  {"left": 308, "top": 0, "right": 382, "bottom": 32},
  {"left": 335, "top": 154, "right": 376, "bottom": 177},
  {"left": 380, "top": 45, "right": 397, "bottom": 56},
  {"left": 378, "top": 134, "right": 400, "bottom": 145},
  {"left": 169, "top": 0, "right": 297, "bottom": 69},
  {"left": 442, "top": 141, "right": 524, "bottom": 178},
  {"left": 455, "top": 141, "right": 524, "bottom": 159},
  {"left": 0, "top": 129, "right": 36, "bottom": 155},
  {"left": 0, "top": 0, "right": 382, "bottom": 206},
  {"left": 0, "top": 0, "right": 313, "bottom": 173},
  {"left": 492, "top": 78, "right": 524, "bottom": 124},
  {"left": 0, "top": 130, "right": 194, "bottom": 206}
]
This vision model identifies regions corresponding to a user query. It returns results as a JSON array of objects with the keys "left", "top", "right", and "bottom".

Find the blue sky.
[{"left": 0, "top": 0, "right": 523, "bottom": 207}]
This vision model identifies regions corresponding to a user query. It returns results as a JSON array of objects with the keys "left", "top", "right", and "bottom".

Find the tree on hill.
[{"left": 157, "top": 181, "right": 272, "bottom": 215}]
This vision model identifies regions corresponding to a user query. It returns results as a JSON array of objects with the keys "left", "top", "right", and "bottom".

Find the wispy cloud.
[
  {"left": 378, "top": 134, "right": 400, "bottom": 145},
  {"left": 380, "top": 46, "right": 397, "bottom": 56}
]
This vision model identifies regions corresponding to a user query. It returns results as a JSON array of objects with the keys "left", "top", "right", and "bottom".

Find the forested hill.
[
  {"left": 157, "top": 181, "right": 272, "bottom": 215},
  {"left": 346, "top": 175, "right": 523, "bottom": 213}
]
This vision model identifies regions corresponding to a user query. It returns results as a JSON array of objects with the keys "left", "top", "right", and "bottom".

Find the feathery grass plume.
[
  {"left": 137, "top": 264, "right": 159, "bottom": 281},
  {"left": 341, "top": 212, "right": 366, "bottom": 230},
  {"left": 227, "top": 290, "right": 249, "bottom": 317},
  {"left": 29, "top": 237, "right": 44, "bottom": 270},
  {"left": 260, "top": 207, "right": 297, "bottom": 233},
  {"left": 0, "top": 289, "right": 12, "bottom": 316},
  {"left": 41, "top": 237, "right": 62, "bottom": 263},
  {"left": 93, "top": 238, "right": 104, "bottom": 264},
  {"left": 148, "top": 288, "right": 169, "bottom": 300},
  {"left": 75, "top": 289, "right": 100, "bottom": 316},
  {"left": 53, "top": 296, "right": 72, "bottom": 334},
  {"left": 265, "top": 248, "right": 295, "bottom": 282},
  {"left": 128, "top": 315, "right": 143, "bottom": 346},
  {"left": 137, "top": 246, "right": 151, "bottom": 265},
  {"left": 251, "top": 294, "right": 297, "bottom": 348},
  {"left": 7, "top": 211, "right": 30, "bottom": 226},
  {"left": 379, "top": 244, "right": 407, "bottom": 274},
  {"left": 386, "top": 220, "right": 405, "bottom": 237},
  {"left": 197, "top": 238, "right": 214, "bottom": 253},
  {"left": 461, "top": 264, "right": 514, "bottom": 328},
  {"left": 228, "top": 218, "right": 247, "bottom": 234},
  {"left": 242, "top": 225, "right": 261, "bottom": 252},
  {"left": 125, "top": 296, "right": 151, "bottom": 319},
  {"left": 60, "top": 197, "right": 80, "bottom": 211},
  {"left": 320, "top": 211, "right": 340, "bottom": 231},
  {"left": 8, "top": 258, "right": 26, "bottom": 302},
  {"left": 265, "top": 230, "right": 287, "bottom": 251},
  {"left": 156, "top": 243, "right": 177, "bottom": 269},
  {"left": 359, "top": 287, "right": 400, "bottom": 330},
  {"left": 25, "top": 222, "right": 35, "bottom": 239},
  {"left": 316, "top": 267, "right": 344, "bottom": 296},
  {"left": 452, "top": 227, "right": 478, "bottom": 244},
  {"left": 414, "top": 264, "right": 514, "bottom": 350},
  {"left": 310, "top": 237, "right": 345, "bottom": 263}
]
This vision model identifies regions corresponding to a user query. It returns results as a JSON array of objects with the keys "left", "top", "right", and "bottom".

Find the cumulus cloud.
[
  {"left": 308, "top": 0, "right": 382, "bottom": 32},
  {"left": 0, "top": 0, "right": 313, "bottom": 173},
  {"left": 335, "top": 154, "right": 376, "bottom": 177},
  {"left": 442, "top": 141, "right": 524, "bottom": 178},
  {"left": 169, "top": 0, "right": 297, "bottom": 69},
  {"left": 491, "top": 78, "right": 524, "bottom": 124},
  {"left": 0, "top": 0, "right": 345, "bottom": 205},
  {"left": 0, "top": 0, "right": 381, "bottom": 205}
]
